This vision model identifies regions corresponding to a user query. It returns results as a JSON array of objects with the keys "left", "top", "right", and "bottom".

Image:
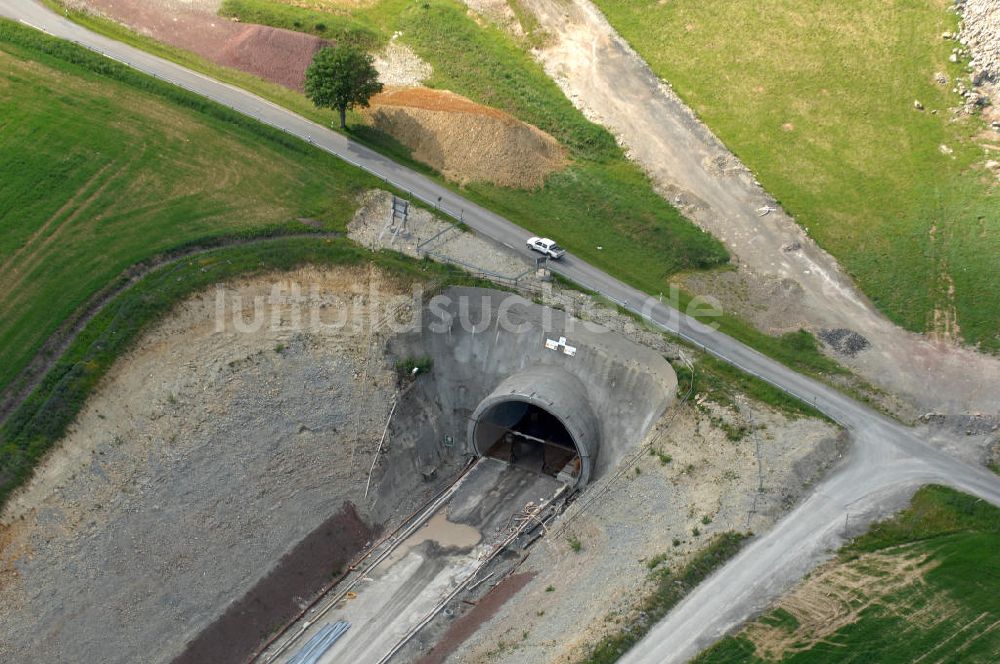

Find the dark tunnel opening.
[{"left": 473, "top": 401, "right": 582, "bottom": 482}]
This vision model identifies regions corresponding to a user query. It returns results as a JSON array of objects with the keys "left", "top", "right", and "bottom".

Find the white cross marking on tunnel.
[{"left": 544, "top": 336, "right": 577, "bottom": 357}]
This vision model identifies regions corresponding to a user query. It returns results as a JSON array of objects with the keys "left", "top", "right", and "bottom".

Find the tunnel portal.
[
  {"left": 473, "top": 401, "right": 581, "bottom": 482},
  {"left": 468, "top": 367, "right": 600, "bottom": 486}
]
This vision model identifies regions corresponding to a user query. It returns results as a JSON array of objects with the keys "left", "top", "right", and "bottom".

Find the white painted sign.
[{"left": 545, "top": 336, "right": 577, "bottom": 357}]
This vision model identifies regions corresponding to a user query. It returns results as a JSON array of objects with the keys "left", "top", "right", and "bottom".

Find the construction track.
[
  {"left": 3, "top": 3, "right": 1000, "bottom": 661},
  {"left": 259, "top": 458, "right": 568, "bottom": 664}
]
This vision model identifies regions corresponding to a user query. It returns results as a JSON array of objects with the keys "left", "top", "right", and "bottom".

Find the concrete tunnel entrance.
[
  {"left": 468, "top": 368, "right": 600, "bottom": 486},
  {"left": 473, "top": 401, "right": 581, "bottom": 482}
]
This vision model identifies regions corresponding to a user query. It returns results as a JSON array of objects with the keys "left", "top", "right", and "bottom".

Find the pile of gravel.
[
  {"left": 373, "top": 37, "right": 433, "bottom": 87},
  {"left": 819, "top": 328, "right": 870, "bottom": 357},
  {"left": 956, "top": 0, "right": 1000, "bottom": 82}
]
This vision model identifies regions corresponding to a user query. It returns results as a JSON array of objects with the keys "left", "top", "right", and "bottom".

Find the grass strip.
[
  {"left": 580, "top": 531, "right": 751, "bottom": 664},
  {"left": 0, "top": 236, "right": 487, "bottom": 508}
]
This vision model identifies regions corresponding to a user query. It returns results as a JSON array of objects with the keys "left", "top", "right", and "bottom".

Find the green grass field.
[
  {"left": 42, "top": 0, "right": 872, "bottom": 392},
  {"left": 592, "top": 0, "right": 999, "bottom": 351},
  {"left": 0, "top": 20, "right": 385, "bottom": 395},
  {"left": 0, "top": 18, "right": 842, "bottom": 508},
  {"left": 694, "top": 485, "right": 1000, "bottom": 663},
  {"left": 44, "top": 0, "right": 732, "bottom": 320},
  {"left": 220, "top": 0, "right": 729, "bottom": 281},
  {"left": 217, "top": 0, "right": 866, "bottom": 389}
]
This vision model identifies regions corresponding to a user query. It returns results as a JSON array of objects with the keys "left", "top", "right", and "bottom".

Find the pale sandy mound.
[{"left": 364, "top": 87, "right": 567, "bottom": 188}]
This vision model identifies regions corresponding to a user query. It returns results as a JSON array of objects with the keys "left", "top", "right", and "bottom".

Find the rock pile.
[
  {"left": 373, "top": 35, "right": 432, "bottom": 87},
  {"left": 956, "top": 0, "right": 1000, "bottom": 82},
  {"left": 819, "top": 328, "right": 871, "bottom": 357},
  {"left": 954, "top": 0, "right": 1000, "bottom": 118}
]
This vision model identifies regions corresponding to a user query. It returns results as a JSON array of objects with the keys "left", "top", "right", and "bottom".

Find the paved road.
[{"left": 5, "top": 2, "right": 1000, "bottom": 661}]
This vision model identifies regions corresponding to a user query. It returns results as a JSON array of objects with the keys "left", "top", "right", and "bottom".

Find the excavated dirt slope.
[
  {"left": 65, "top": 0, "right": 327, "bottom": 90},
  {"left": 364, "top": 87, "right": 567, "bottom": 188},
  {"left": 0, "top": 265, "right": 431, "bottom": 664}
]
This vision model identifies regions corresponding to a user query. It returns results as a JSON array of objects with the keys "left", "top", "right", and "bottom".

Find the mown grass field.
[
  {"left": 694, "top": 485, "right": 1000, "bottom": 663},
  {"left": 0, "top": 20, "right": 382, "bottom": 395},
  {"left": 593, "top": 0, "right": 999, "bottom": 351}
]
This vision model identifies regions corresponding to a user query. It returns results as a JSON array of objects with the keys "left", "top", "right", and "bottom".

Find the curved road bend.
[{"left": 5, "top": 2, "right": 1000, "bottom": 662}]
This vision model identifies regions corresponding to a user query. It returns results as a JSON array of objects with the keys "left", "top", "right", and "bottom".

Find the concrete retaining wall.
[{"left": 386, "top": 288, "right": 677, "bottom": 485}]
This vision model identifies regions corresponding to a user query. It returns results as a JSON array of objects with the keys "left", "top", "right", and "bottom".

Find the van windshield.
[{"left": 551, "top": 244, "right": 564, "bottom": 251}]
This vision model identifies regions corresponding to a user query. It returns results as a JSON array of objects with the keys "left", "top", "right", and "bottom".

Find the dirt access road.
[
  {"left": 5, "top": 3, "right": 1000, "bottom": 662},
  {"left": 523, "top": 0, "right": 1000, "bottom": 417}
]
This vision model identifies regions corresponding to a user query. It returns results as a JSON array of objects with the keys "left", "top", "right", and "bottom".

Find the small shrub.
[
  {"left": 396, "top": 355, "right": 432, "bottom": 377},
  {"left": 646, "top": 553, "right": 668, "bottom": 570},
  {"left": 567, "top": 535, "right": 582, "bottom": 553},
  {"left": 650, "top": 448, "right": 672, "bottom": 465},
  {"left": 701, "top": 515, "right": 713, "bottom": 525}
]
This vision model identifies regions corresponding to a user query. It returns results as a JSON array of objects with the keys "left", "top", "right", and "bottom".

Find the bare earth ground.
[
  {"left": 519, "top": 0, "right": 1000, "bottom": 418},
  {"left": 0, "top": 265, "right": 417, "bottom": 664},
  {"left": 0, "top": 189, "right": 847, "bottom": 663},
  {"left": 464, "top": 0, "right": 524, "bottom": 37},
  {"left": 64, "top": 0, "right": 327, "bottom": 90},
  {"left": 349, "top": 194, "right": 846, "bottom": 664},
  {"left": 364, "top": 87, "right": 567, "bottom": 188},
  {"left": 443, "top": 401, "right": 844, "bottom": 664}
]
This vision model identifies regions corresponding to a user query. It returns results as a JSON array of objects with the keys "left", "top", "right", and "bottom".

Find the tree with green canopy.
[{"left": 304, "top": 45, "right": 383, "bottom": 130}]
